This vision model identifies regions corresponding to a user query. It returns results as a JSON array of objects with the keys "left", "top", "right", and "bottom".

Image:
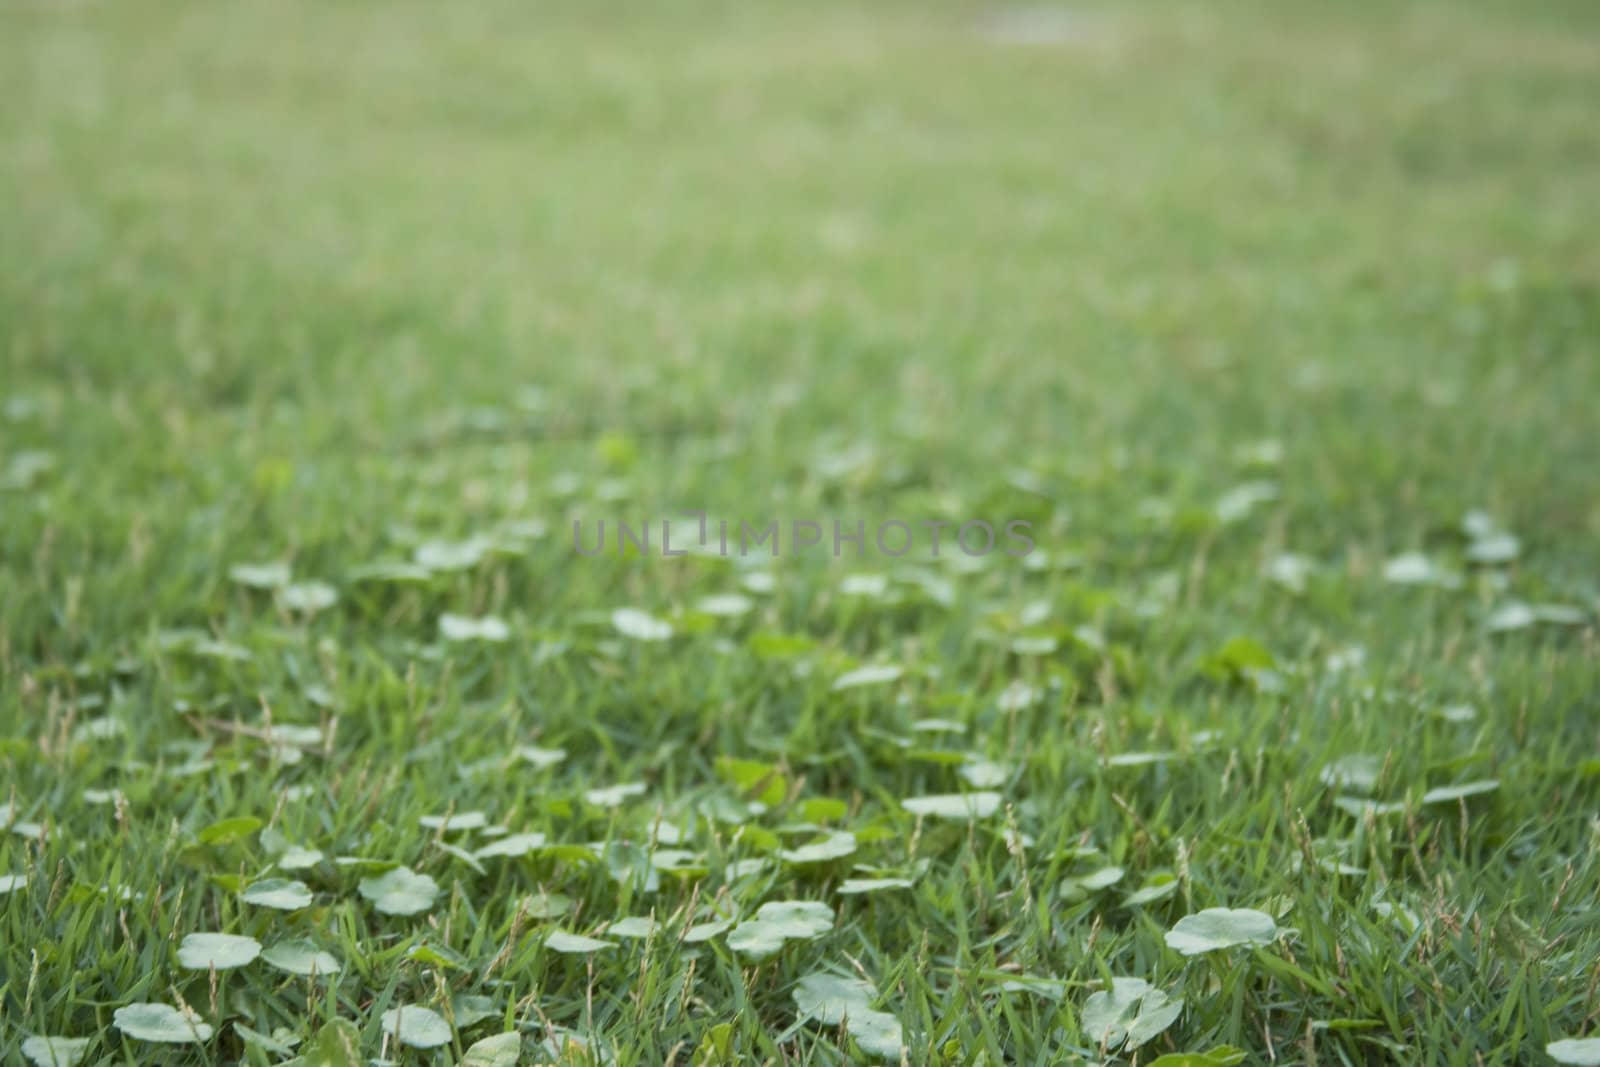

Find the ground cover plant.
[{"left": 2, "top": 0, "right": 1599, "bottom": 1063}]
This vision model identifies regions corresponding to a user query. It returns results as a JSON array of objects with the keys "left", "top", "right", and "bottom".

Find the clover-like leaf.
[
  {"left": 612, "top": 608, "right": 672, "bottom": 641},
  {"left": 696, "top": 594, "right": 753, "bottom": 617},
  {"left": 1548, "top": 1038, "right": 1600, "bottom": 1066},
  {"left": 1124, "top": 873, "right": 1181, "bottom": 907},
  {"left": 781, "top": 831, "right": 857, "bottom": 865},
  {"left": 832, "top": 664, "right": 903, "bottom": 691},
  {"left": 229, "top": 562, "right": 290, "bottom": 589},
  {"left": 452, "top": 995, "right": 500, "bottom": 1029},
  {"left": 1382, "top": 552, "right": 1455, "bottom": 586},
  {"left": 1263, "top": 552, "right": 1313, "bottom": 593},
  {"left": 1072, "top": 866, "right": 1125, "bottom": 891},
  {"left": 261, "top": 938, "right": 342, "bottom": 977},
  {"left": 1082, "top": 978, "right": 1148, "bottom": 1048},
  {"left": 1420, "top": 780, "right": 1499, "bottom": 805},
  {"left": 21, "top": 1035, "right": 92, "bottom": 1067},
  {"left": 177, "top": 932, "right": 261, "bottom": 970},
  {"left": 278, "top": 846, "right": 324, "bottom": 871},
  {"left": 439, "top": 613, "right": 510, "bottom": 643},
  {"left": 112, "top": 1003, "right": 214, "bottom": 1044},
  {"left": 415, "top": 536, "right": 492, "bottom": 572},
  {"left": 1466, "top": 533, "right": 1520, "bottom": 565},
  {"left": 959, "top": 758, "right": 1009, "bottom": 788},
  {"left": 684, "top": 918, "right": 734, "bottom": 943},
  {"left": 848, "top": 1010, "right": 905, "bottom": 1059},
  {"left": 358, "top": 867, "right": 440, "bottom": 916},
  {"left": 461, "top": 1032, "right": 523, "bottom": 1066},
  {"left": 279, "top": 581, "right": 338, "bottom": 613},
  {"left": 792, "top": 971, "right": 903, "bottom": 1059},
  {"left": 901, "top": 792, "right": 1002, "bottom": 819},
  {"left": 232, "top": 1023, "right": 299, "bottom": 1056},
  {"left": 607, "top": 916, "right": 658, "bottom": 939},
  {"left": 1320, "top": 755, "right": 1381, "bottom": 794},
  {"left": 473, "top": 832, "right": 546, "bottom": 859},
  {"left": 519, "top": 890, "right": 573, "bottom": 919},
  {"left": 1082, "top": 977, "right": 1184, "bottom": 1051},
  {"left": 420, "top": 810, "right": 488, "bottom": 833},
  {"left": 1333, "top": 796, "right": 1407, "bottom": 818},
  {"left": 794, "top": 972, "right": 875, "bottom": 1024},
  {"left": 584, "top": 782, "right": 646, "bottom": 808},
  {"left": 728, "top": 900, "right": 834, "bottom": 959},
  {"left": 379, "top": 1006, "right": 452, "bottom": 1049},
  {"left": 515, "top": 745, "right": 567, "bottom": 769},
  {"left": 545, "top": 930, "right": 616, "bottom": 954},
  {"left": 241, "top": 878, "right": 314, "bottom": 911},
  {"left": 1164, "top": 908, "right": 1280, "bottom": 956}
]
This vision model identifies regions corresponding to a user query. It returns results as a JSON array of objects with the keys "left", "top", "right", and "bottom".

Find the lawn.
[{"left": 3, "top": 0, "right": 1599, "bottom": 1063}]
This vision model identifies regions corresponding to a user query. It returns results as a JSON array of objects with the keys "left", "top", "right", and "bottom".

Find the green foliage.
[{"left": 3, "top": 0, "right": 1599, "bottom": 1063}]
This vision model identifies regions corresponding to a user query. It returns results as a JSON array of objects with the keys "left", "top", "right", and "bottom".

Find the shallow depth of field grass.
[{"left": 3, "top": 0, "right": 1600, "bottom": 1064}]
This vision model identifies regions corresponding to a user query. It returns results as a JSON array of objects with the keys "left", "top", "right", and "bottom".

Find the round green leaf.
[
  {"left": 462, "top": 1032, "right": 523, "bottom": 1067},
  {"left": 794, "top": 972, "right": 875, "bottom": 1025},
  {"left": 21, "top": 1035, "right": 93, "bottom": 1067},
  {"left": 684, "top": 918, "right": 733, "bottom": 943},
  {"left": 607, "top": 916, "right": 658, "bottom": 939},
  {"left": 848, "top": 1009, "right": 905, "bottom": 1059},
  {"left": 261, "top": 938, "right": 342, "bottom": 977},
  {"left": 279, "top": 581, "right": 338, "bottom": 613},
  {"left": 1320, "top": 755, "right": 1381, "bottom": 794},
  {"left": 241, "top": 878, "right": 314, "bottom": 911},
  {"left": 832, "top": 664, "right": 902, "bottom": 691},
  {"left": 1548, "top": 1038, "right": 1600, "bottom": 1066},
  {"left": 728, "top": 901, "right": 834, "bottom": 959},
  {"left": 419, "top": 810, "right": 488, "bottom": 832},
  {"left": 545, "top": 930, "right": 615, "bottom": 954},
  {"left": 584, "top": 782, "right": 647, "bottom": 808},
  {"left": 1164, "top": 908, "right": 1279, "bottom": 956},
  {"left": 379, "top": 1006, "right": 452, "bottom": 1049},
  {"left": 473, "top": 831, "right": 547, "bottom": 860},
  {"left": 612, "top": 608, "right": 672, "bottom": 641},
  {"left": 439, "top": 614, "right": 510, "bottom": 643},
  {"left": 1420, "top": 780, "right": 1499, "bottom": 805},
  {"left": 781, "top": 831, "right": 857, "bottom": 865},
  {"left": 278, "top": 846, "right": 324, "bottom": 871},
  {"left": 112, "top": 1003, "right": 214, "bottom": 1044},
  {"left": 901, "top": 792, "right": 1002, "bottom": 820},
  {"left": 358, "top": 867, "right": 440, "bottom": 916},
  {"left": 229, "top": 562, "right": 290, "bottom": 589},
  {"left": 177, "top": 932, "right": 261, "bottom": 970}
]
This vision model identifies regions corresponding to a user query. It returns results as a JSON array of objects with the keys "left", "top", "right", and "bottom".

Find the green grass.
[{"left": 3, "top": 0, "right": 1600, "bottom": 1063}]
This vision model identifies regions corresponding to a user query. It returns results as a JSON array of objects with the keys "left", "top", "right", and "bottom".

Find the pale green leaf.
[
  {"left": 112, "top": 1003, "right": 214, "bottom": 1044},
  {"left": 461, "top": 1032, "right": 522, "bottom": 1067},
  {"left": 1165, "top": 908, "right": 1280, "bottom": 956},
  {"left": 261, "top": 938, "right": 341, "bottom": 977},
  {"left": 1548, "top": 1038, "right": 1600, "bottom": 1066},
  {"left": 177, "top": 932, "right": 261, "bottom": 970},
  {"left": 901, "top": 792, "right": 1002, "bottom": 819},
  {"left": 358, "top": 867, "right": 440, "bottom": 916},
  {"left": 379, "top": 1006, "right": 452, "bottom": 1049},
  {"left": 21, "top": 1036, "right": 93, "bottom": 1067},
  {"left": 241, "top": 878, "right": 314, "bottom": 911}
]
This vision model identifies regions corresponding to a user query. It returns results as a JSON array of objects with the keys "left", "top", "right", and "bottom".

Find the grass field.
[{"left": 3, "top": 0, "right": 1600, "bottom": 1063}]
